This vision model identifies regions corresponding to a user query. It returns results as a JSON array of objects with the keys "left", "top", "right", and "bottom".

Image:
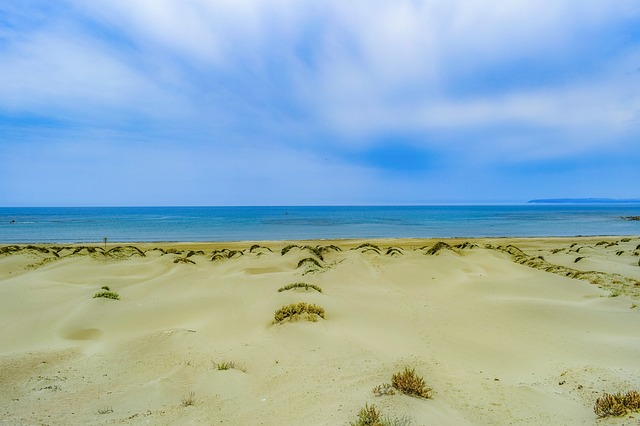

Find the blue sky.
[{"left": 1, "top": 1, "right": 639, "bottom": 206}]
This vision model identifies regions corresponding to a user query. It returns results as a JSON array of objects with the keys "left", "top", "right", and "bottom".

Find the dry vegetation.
[
  {"left": 391, "top": 367, "right": 432, "bottom": 399},
  {"left": 350, "top": 403, "right": 412, "bottom": 426},
  {"left": 93, "top": 290, "right": 120, "bottom": 300},
  {"left": 273, "top": 302, "right": 325, "bottom": 323},
  {"left": 594, "top": 390, "right": 640, "bottom": 418},
  {"left": 214, "top": 360, "right": 247, "bottom": 372},
  {"left": 350, "top": 403, "right": 382, "bottom": 426},
  {"left": 372, "top": 383, "right": 396, "bottom": 396},
  {"left": 181, "top": 391, "right": 195, "bottom": 407},
  {"left": 277, "top": 282, "right": 323, "bottom": 293}
]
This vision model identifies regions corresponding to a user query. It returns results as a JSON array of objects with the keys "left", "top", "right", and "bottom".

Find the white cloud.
[{"left": 0, "top": 29, "right": 195, "bottom": 127}]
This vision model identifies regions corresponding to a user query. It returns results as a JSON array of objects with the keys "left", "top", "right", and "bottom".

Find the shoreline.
[{"left": 3, "top": 234, "right": 639, "bottom": 246}]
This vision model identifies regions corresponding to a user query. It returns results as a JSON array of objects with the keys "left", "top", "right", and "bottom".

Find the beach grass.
[
  {"left": 214, "top": 360, "right": 247, "bottom": 372},
  {"left": 391, "top": 367, "right": 432, "bottom": 399},
  {"left": 273, "top": 302, "right": 325, "bottom": 323},
  {"left": 277, "top": 282, "right": 323, "bottom": 293},
  {"left": 594, "top": 390, "right": 640, "bottom": 418},
  {"left": 93, "top": 290, "right": 120, "bottom": 300},
  {"left": 181, "top": 391, "right": 195, "bottom": 407}
]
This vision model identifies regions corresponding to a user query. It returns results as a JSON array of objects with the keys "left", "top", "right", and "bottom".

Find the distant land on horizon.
[{"left": 527, "top": 198, "right": 640, "bottom": 204}]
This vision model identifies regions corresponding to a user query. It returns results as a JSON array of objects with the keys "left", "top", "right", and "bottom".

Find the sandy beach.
[{"left": 1, "top": 237, "right": 640, "bottom": 425}]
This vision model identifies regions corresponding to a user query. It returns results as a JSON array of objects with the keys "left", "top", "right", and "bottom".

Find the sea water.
[{"left": 1, "top": 205, "right": 639, "bottom": 243}]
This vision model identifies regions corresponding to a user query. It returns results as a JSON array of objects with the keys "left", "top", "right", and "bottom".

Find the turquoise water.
[{"left": 1, "top": 205, "right": 639, "bottom": 243}]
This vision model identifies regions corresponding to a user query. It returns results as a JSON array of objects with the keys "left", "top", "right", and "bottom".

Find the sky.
[{"left": 1, "top": 1, "right": 639, "bottom": 206}]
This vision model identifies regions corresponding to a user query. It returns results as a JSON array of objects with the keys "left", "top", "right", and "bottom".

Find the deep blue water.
[{"left": 1, "top": 205, "right": 639, "bottom": 243}]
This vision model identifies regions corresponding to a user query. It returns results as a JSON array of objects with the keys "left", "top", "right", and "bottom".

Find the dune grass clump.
[
  {"left": 174, "top": 257, "right": 195, "bottom": 264},
  {"left": 282, "top": 244, "right": 330, "bottom": 258},
  {"left": 214, "top": 360, "right": 247, "bottom": 372},
  {"left": 93, "top": 290, "right": 120, "bottom": 300},
  {"left": 424, "top": 241, "right": 452, "bottom": 255},
  {"left": 281, "top": 244, "right": 299, "bottom": 256},
  {"left": 350, "top": 403, "right": 412, "bottom": 426},
  {"left": 297, "top": 257, "right": 323, "bottom": 269},
  {"left": 595, "top": 390, "right": 640, "bottom": 418},
  {"left": 391, "top": 367, "right": 432, "bottom": 399},
  {"left": 321, "top": 244, "right": 342, "bottom": 253},
  {"left": 181, "top": 391, "right": 195, "bottom": 407},
  {"left": 278, "top": 282, "right": 323, "bottom": 293},
  {"left": 210, "top": 248, "right": 244, "bottom": 261},
  {"left": 353, "top": 243, "right": 381, "bottom": 254},
  {"left": 350, "top": 403, "right": 381, "bottom": 426},
  {"left": 273, "top": 302, "right": 325, "bottom": 323},
  {"left": 385, "top": 247, "right": 403, "bottom": 256},
  {"left": 249, "top": 244, "right": 272, "bottom": 254},
  {"left": 372, "top": 383, "right": 396, "bottom": 396}
]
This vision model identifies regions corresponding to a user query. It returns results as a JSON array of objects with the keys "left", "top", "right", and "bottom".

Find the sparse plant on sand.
[
  {"left": 181, "top": 391, "right": 196, "bottom": 407},
  {"left": 391, "top": 367, "right": 432, "bottom": 399},
  {"left": 101, "top": 285, "right": 110, "bottom": 291},
  {"left": 350, "top": 403, "right": 412, "bottom": 426},
  {"left": 97, "top": 406, "right": 113, "bottom": 414},
  {"left": 214, "top": 360, "right": 247, "bottom": 372},
  {"left": 174, "top": 257, "right": 195, "bottom": 264},
  {"left": 385, "top": 247, "right": 403, "bottom": 256},
  {"left": 273, "top": 302, "right": 325, "bottom": 323},
  {"left": 372, "top": 383, "right": 396, "bottom": 396},
  {"left": 594, "top": 390, "right": 640, "bottom": 417},
  {"left": 93, "top": 290, "right": 120, "bottom": 300},
  {"left": 296, "top": 257, "right": 323, "bottom": 269},
  {"left": 354, "top": 243, "right": 381, "bottom": 252},
  {"left": 277, "top": 282, "right": 323, "bottom": 293},
  {"left": 350, "top": 403, "right": 381, "bottom": 426},
  {"left": 424, "top": 241, "right": 451, "bottom": 255}
]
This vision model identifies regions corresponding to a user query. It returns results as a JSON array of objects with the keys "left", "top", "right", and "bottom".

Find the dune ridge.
[{"left": 1, "top": 236, "right": 639, "bottom": 424}]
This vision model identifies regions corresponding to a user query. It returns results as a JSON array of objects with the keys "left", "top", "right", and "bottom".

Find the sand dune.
[{"left": 1, "top": 237, "right": 639, "bottom": 425}]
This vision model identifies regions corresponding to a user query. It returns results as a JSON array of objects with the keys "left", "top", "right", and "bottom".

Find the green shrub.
[
  {"left": 93, "top": 290, "right": 120, "bottom": 300},
  {"left": 273, "top": 302, "right": 325, "bottom": 323},
  {"left": 277, "top": 282, "right": 323, "bottom": 293}
]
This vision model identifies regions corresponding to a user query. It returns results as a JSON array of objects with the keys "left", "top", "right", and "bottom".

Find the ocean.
[{"left": 1, "top": 205, "right": 639, "bottom": 243}]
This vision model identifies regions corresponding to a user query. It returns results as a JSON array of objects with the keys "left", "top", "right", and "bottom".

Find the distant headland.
[{"left": 527, "top": 198, "right": 640, "bottom": 204}]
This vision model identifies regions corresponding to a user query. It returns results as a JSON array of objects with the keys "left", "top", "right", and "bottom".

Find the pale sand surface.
[{"left": 1, "top": 237, "right": 640, "bottom": 425}]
